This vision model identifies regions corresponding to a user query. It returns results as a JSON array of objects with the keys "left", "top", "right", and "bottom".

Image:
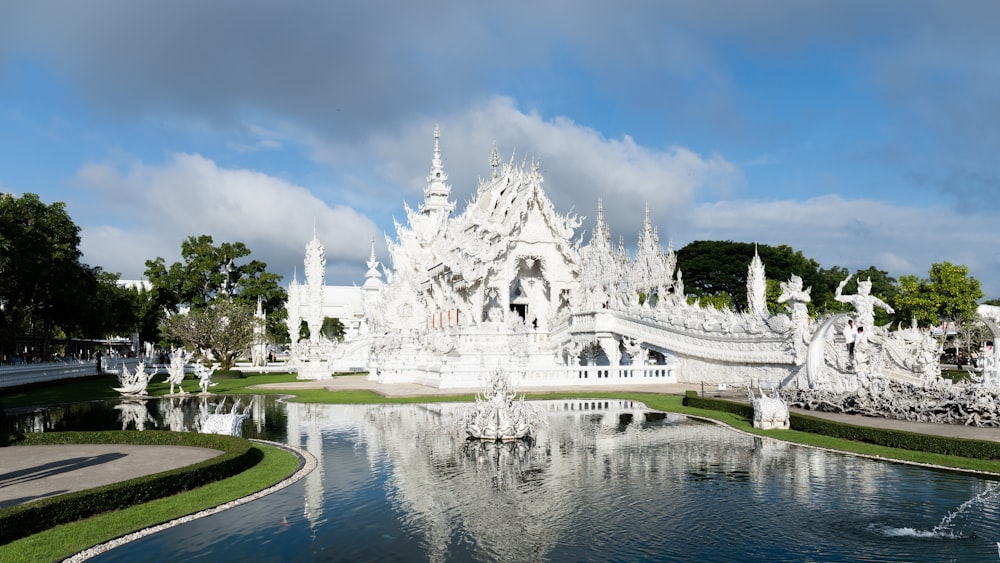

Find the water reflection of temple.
[{"left": 281, "top": 400, "right": 896, "bottom": 561}]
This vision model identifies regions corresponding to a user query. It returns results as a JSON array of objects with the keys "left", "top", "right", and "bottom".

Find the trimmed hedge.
[
  {"left": 0, "top": 431, "right": 263, "bottom": 545},
  {"left": 682, "top": 392, "right": 1000, "bottom": 461},
  {"left": 682, "top": 391, "right": 754, "bottom": 420}
]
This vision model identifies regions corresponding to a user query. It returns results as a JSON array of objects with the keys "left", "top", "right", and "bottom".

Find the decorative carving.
[
  {"left": 113, "top": 362, "right": 155, "bottom": 396},
  {"left": 748, "top": 385, "right": 790, "bottom": 430},
  {"left": 462, "top": 369, "right": 541, "bottom": 441},
  {"left": 166, "top": 347, "right": 192, "bottom": 395}
]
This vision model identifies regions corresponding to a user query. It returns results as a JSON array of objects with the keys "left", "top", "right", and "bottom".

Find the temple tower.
[{"left": 419, "top": 125, "right": 455, "bottom": 221}]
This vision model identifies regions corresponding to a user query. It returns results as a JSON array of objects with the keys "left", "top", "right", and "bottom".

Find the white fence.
[
  {"left": 0, "top": 357, "right": 154, "bottom": 389},
  {"left": 0, "top": 360, "right": 100, "bottom": 389},
  {"left": 375, "top": 363, "right": 676, "bottom": 389}
]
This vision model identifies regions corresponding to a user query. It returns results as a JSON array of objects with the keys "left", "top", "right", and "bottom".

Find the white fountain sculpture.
[
  {"left": 463, "top": 369, "right": 542, "bottom": 441},
  {"left": 747, "top": 384, "right": 790, "bottom": 430},
  {"left": 113, "top": 361, "right": 156, "bottom": 396},
  {"left": 199, "top": 398, "right": 253, "bottom": 436},
  {"left": 194, "top": 362, "right": 220, "bottom": 394},
  {"left": 165, "top": 347, "right": 192, "bottom": 395}
]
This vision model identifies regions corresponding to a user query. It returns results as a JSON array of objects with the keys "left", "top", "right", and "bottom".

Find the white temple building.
[{"left": 286, "top": 127, "right": 942, "bottom": 391}]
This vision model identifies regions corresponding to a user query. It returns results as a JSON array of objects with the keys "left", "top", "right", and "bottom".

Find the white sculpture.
[
  {"left": 747, "top": 385, "right": 790, "bottom": 430},
  {"left": 199, "top": 398, "right": 253, "bottom": 436},
  {"left": 835, "top": 275, "right": 895, "bottom": 333},
  {"left": 114, "top": 399, "right": 157, "bottom": 430},
  {"left": 463, "top": 369, "right": 541, "bottom": 441},
  {"left": 113, "top": 361, "right": 155, "bottom": 396},
  {"left": 194, "top": 362, "right": 219, "bottom": 394},
  {"left": 165, "top": 348, "right": 192, "bottom": 395}
]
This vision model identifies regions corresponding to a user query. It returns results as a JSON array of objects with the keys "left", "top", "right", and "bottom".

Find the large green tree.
[
  {"left": 160, "top": 299, "right": 256, "bottom": 369},
  {"left": 145, "top": 235, "right": 287, "bottom": 346},
  {"left": 0, "top": 193, "right": 130, "bottom": 359}
]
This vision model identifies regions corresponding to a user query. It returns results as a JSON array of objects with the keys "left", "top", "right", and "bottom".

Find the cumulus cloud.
[
  {"left": 306, "top": 97, "right": 744, "bottom": 237},
  {"left": 74, "top": 154, "right": 380, "bottom": 283}
]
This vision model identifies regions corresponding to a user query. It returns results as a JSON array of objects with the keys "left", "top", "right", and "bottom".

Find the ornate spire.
[
  {"left": 490, "top": 141, "right": 500, "bottom": 179},
  {"left": 363, "top": 237, "right": 383, "bottom": 291},
  {"left": 420, "top": 125, "right": 455, "bottom": 217},
  {"left": 747, "top": 244, "right": 768, "bottom": 318},
  {"left": 365, "top": 237, "right": 381, "bottom": 279}
]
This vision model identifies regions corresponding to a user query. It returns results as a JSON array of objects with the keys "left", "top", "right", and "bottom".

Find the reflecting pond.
[{"left": 10, "top": 397, "right": 1000, "bottom": 561}]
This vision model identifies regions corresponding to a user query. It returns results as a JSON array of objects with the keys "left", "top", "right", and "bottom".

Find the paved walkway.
[
  {"left": 6, "top": 377, "right": 1000, "bottom": 510},
  {"left": 0, "top": 444, "right": 221, "bottom": 509}
]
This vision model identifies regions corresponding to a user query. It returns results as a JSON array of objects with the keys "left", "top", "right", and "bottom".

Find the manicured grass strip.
[
  {"left": 0, "top": 373, "right": 303, "bottom": 410},
  {"left": 0, "top": 443, "right": 299, "bottom": 563}
]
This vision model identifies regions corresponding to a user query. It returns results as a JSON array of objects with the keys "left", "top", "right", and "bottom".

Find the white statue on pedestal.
[
  {"left": 195, "top": 363, "right": 219, "bottom": 394},
  {"left": 835, "top": 275, "right": 895, "bottom": 333},
  {"left": 166, "top": 348, "right": 192, "bottom": 395}
]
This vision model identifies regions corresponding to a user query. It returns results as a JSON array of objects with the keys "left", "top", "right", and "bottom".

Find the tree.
[
  {"left": 161, "top": 299, "right": 256, "bottom": 370},
  {"left": 891, "top": 274, "right": 938, "bottom": 327},
  {"left": 322, "top": 317, "right": 345, "bottom": 342},
  {"left": 891, "top": 262, "right": 983, "bottom": 328},
  {"left": 145, "top": 235, "right": 287, "bottom": 342},
  {"left": 0, "top": 193, "right": 107, "bottom": 359},
  {"left": 929, "top": 262, "right": 983, "bottom": 326},
  {"left": 676, "top": 241, "right": 829, "bottom": 313}
]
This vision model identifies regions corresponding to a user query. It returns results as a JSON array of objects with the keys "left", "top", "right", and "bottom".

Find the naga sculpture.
[{"left": 199, "top": 398, "right": 253, "bottom": 436}]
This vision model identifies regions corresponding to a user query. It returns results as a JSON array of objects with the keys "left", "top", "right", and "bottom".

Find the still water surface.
[{"left": 12, "top": 396, "right": 1000, "bottom": 562}]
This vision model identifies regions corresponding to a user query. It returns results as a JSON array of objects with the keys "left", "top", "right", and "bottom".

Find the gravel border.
[{"left": 64, "top": 439, "right": 317, "bottom": 562}]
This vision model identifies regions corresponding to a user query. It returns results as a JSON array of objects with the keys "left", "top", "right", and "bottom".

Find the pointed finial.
[{"left": 490, "top": 141, "right": 500, "bottom": 178}]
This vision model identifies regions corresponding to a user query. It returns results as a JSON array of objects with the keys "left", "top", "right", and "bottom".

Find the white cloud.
[
  {"left": 304, "top": 96, "right": 744, "bottom": 236},
  {"left": 74, "top": 153, "right": 380, "bottom": 283}
]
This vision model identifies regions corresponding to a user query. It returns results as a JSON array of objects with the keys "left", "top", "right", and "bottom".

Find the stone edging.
[{"left": 65, "top": 439, "right": 317, "bottom": 562}]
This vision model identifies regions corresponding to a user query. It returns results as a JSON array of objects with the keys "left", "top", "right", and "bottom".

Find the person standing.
[{"left": 843, "top": 318, "right": 857, "bottom": 360}]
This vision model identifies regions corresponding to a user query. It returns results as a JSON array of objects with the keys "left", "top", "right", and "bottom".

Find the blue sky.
[{"left": 3, "top": 2, "right": 1000, "bottom": 297}]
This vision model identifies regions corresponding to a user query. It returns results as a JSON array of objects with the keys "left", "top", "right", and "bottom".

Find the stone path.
[{"left": 0, "top": 444, "right": 221, "bottom": 508}]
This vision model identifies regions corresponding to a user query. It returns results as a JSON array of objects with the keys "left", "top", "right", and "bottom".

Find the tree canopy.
[
  {"left": 145, "top": 235, "right": 287, "bottom": 360},
  {"left": 0, "top": 193, "right": 137, "bottom": 359},
  {"left": 676, "top": 241, "right": 837, "bottom": 313},
  {"left": 891, "top": 262, "right": 983, "bottom": 327},
  {"left": 145, "top": 235, "right": 287, "bottom": 343}
]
